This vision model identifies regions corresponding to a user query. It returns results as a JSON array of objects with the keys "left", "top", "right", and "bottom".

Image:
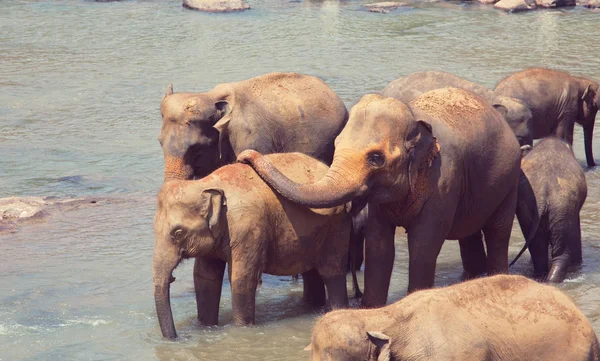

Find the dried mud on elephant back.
[{"left": 0, "top": 196, "right": 105, "bottom": 234}]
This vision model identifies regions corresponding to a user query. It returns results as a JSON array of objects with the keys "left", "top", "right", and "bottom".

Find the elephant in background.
[
  {"left": 510, "top": 137, "right": 587, "bottom": 283},
  {"left": 153, "top": 153, "right": 352, "bottom": 339},
  {"left": 239, "top": 88, "right": 521, "bottom": 307},
  {"left": 495, "top": 68, "right": 599, "bottom": 167},
  {"left": 381, "top": 71, "right": 533, "bottom": 146},
  {"left": 305, "top": 275, "right": 600, "bottom": 361},
  {"left": 159, "top": 72, "right": 348, "bottom": 181}
]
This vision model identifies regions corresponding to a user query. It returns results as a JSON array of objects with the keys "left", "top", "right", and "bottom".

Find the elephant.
[
  {"left": 380, "top": 71, "right": 533, "bottom": 146},
  {"left": 304, "top": 274, "right": 600, "bottom": 361},
  {"left": 153, "top": 152, "right": 352, "bottom": 339},
  {"left": 159, "top": 72, "right": 348, "bottom": 181},
  {"left": 238, "top": 88, "right": 521, "bottom": 307},
  {"left": 495, "top": 68, "right": 600, "bottom": 167},
  {"left": 510, "top": 137, "right": 587, "bottom": 283}
]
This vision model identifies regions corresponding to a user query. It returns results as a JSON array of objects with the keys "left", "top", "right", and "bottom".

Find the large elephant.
[
  {"left": 159, "top": 72, "right": 348, "bottom": 181},
  {"left": 238, "top": 88, "right": 521, "bottom": 307},
  {"left": 381, "top": 71, "right": 533, "bottom": 146},
  {"left": 510, "top": 137, "right": 587, "bottom": 283},
  {"left": 495, "top": 68, "right": 599, "bottom": 167},
  {"left": 305, "top": 275, "right": 600, "bottom": 361},
  {"left": 153, "top": 153, "right": 351, "bottom": 339}
]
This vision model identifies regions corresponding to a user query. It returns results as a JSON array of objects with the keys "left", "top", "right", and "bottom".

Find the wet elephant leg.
[
  {"left": 406, "top": 220, "right": 448, "bottom": 294},
  {"left": 482, "top": 187, "right": 517, "bottom": 276},
  {"left": 555, "top": 117, "right": 575, "bottom": 147},
  {"left": 229, "top": 262, "right": 260, "bottom": 325},
  {"left": 547, "top": 216, "right": 581, "bottom": 283},
  {"left": 194, "top": 256, "right": 226, "bottom": 326},
  {"left": 527, "top": 230, "right": 549, "bottom": 279},
  {"left": 302, "top": 268, "right": 326, "bottom": 307},
  {"left": 362, "top": 206, "right": 396, "bottom": 308},
  {"left": 459, "top": 230, "right": 487, "bottom": 280},
  {"left": 321, "top": 274, "right": 349, "bottom": 309}
]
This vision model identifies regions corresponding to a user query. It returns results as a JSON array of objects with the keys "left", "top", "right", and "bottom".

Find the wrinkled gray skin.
[
  {"left": 510, "top": 138, "right": 587, "bottom": 283},
  {"left": 153, "top": 153, "right": 351, "bottom": 339},
  {"left": 495, "top": 68, "right": 600, "bottom": 167},
  {"left": 159, "top": 72, "right": 348, "bottom": 181},
  {"left": 239, "top": 89, "right": 521, "bottom": 307},
  {"left": 306, "top": 275, "right": 600, "bottom": 361},
  {"left": 381, "top": 71, "right": 534, "bottom": 146}
]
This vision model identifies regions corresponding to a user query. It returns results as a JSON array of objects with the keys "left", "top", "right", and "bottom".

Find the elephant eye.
[
  {"left": 171, "top": 228, "right": 185, "bottom": 243},
  {"left": 367, "top": 152, "right": 385, "bottom": 168}
]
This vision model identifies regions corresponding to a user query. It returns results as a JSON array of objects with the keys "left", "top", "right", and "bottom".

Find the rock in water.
[
  {"left": 364, "top": 2, "right": 408, "bottom": 13},
  {"left": 494, "top": 0, "right": 536, "bottom": 11},
  {"left": 536, "top": 0, "right": 575, "bottom": 7},
  {"left": 183, "top": 0, "right": 250, "bottom": 12}
]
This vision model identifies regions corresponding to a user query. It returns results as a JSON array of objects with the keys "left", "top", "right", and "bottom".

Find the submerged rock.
[
  {"left": 183, "top": 0, "right": 250, "bottom": 12},
  {"left": 494, "top": 0, "right": 536, "bottom": 11},
  {"left": 535, "top": 0, "right": 575, "bottom": 7},
  {"left": 364, "top": 2, "right": 408, "bottom": 12}
]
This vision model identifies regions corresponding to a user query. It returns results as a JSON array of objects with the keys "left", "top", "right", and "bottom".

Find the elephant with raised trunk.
[
  {"left": 305, "top": 275, "right": 600, "bottom": 361},
  {"left": 239, "top": 88, "right": 521, "bottom": 307},
  {"left": 510, "top": 137, "right": 587, "bottom": 283},
  {"left": 495, "top": 68, "right": 599, "bottom": 167},
  {"left": 153, "top": 153, "right": 352, "bottom": 339},
  {"left": 381, "top": 71, "right": 533, "bottom": 146},
  {"left": 159, "top": 72, "right": 348, "bottom": 181}
]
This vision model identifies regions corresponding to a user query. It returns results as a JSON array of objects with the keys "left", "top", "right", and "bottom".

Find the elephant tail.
[{"left": 510, "top": 172, "right": 540, "bottom": 267}]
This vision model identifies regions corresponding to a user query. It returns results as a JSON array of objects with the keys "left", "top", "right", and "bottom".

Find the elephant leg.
[
  {"left": 527, "top": 229, "right": 549, "bottom": 279},
  {"left": 406, "top": 219, "right": 448, "bottom": 294},
  {"left": 229, "top": 262, "right": 260, "bottom": 325},
  {"left": 194, "top": 256, "right": 226, "bottom": 326},
  {"left": 302, "top": 268, "right": 326, "bottom": 307},
  {"left": 321, "top": 273, "right": 349, "bottom": 309},
  {"left": 482, "top": 187, "right": 517, "bottom": 276},
  {"left": 459, "top": 230, "right": 487, "bottom": 280},
  {"left": 362, "top": 206, "right": 396, "bottom": 308},
  {"left": 547, "top": 216, "right": 581, "bottom": 283},
  {"left": 555, "top": 117, "right": 575, "bottom": 147}
]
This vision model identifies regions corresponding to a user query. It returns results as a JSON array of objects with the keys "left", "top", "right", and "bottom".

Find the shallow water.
[{"left": 1, "top": 0, "right": 599, "bottom": 360}]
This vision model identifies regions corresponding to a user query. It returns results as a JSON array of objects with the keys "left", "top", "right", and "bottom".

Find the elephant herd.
[{"left": 152, "top": 68, "right": 600, "bottom": 359}]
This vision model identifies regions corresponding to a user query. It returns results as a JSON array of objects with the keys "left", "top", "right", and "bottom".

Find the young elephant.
[
  {"left": 495, "top": 68, "right": 599, "bottom": 167},
  {"left": 306, "top": 275, "right": 600, "bottom": 361},
  {"left": 153, "top": 153, "right": 351, "bottom": 339},
  {"left": 510, "top": 137, "right": 587, "bottom": 283}
]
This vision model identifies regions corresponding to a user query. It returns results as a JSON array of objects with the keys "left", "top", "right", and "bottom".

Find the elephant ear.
[
  {"left": 199, "top": 188, "right": 226, "bottom": 239},
  {"left": 164, "top": 83, "right": 173, "bottom": 99},
  {"left": 404, "top": 120, "right": 438, "bottom": 193},
  {"left": 213, "top": 100, "right": 232, "bottom": 160},
  {"left": 367, "top": 331, "right": 391, "bottom": 361}
]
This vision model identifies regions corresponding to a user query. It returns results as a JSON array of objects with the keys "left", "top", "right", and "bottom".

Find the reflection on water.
[{"left": 1, "top": 0, "right": 599, "bottom": 360}]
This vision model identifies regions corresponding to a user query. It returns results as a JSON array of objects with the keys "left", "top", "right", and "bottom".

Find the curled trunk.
[{"left": 238, "top": 150, "right": 366, "bottom": 208}]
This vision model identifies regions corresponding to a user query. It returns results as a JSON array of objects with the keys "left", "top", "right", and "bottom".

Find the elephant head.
[
  {"left": 237, "top": 94, "right": 439, "bottom": 209},
  {"left": 153, "top": 183, "right": 226, "bottom": 338},
  {"left": 305, "top": 311, "right": 392, "bottom": 361},
  {"left": 492, "top": 96, "right": 533, "bottom": 147},
  {"left": 159, "top": 84, "right": 233, "bottom": 181},
  {"left": 579, "top": 82, "right": 599, "bottom": 167}
]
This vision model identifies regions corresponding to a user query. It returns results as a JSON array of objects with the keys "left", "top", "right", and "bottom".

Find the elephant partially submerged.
[
  {"left": 510, "top": 137, "right": 587, "bottom": 283},
  {"left": 381, "top": 71, "right": 533, "bottom": 146},
  {"left": 239, "top": 88, "right": 521, "bottom": 307},
  {"left": 495, "top": 68, "right": 599, "bottom": 167},
  {"left": 159, "top": 72, "right": 348, "bottom": 181},
  {"left": 305, "top": 275, "right": 600, "bottom": 361},
  {"left": 153, "top": 153, "right": 352, "bottom": 339}
]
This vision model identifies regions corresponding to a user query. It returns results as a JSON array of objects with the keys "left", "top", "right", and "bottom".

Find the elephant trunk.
[
  {"left": 153, "top": 252, "right": 179, "bottom": 339},
  {"left": 583, "top": 124, "right": 596, "bottom": 167},
  {"left": 164, "top": 156, "right": 192, "bottom": 181},
  {"left": 237, "top": 150, "right": 367, "bottom": 208}
]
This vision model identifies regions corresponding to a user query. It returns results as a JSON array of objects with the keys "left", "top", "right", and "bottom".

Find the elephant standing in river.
[
  {"left": 159, "top": 72, "right": 348, "bottom": 181},
  {"left": 381, "top": 71, "right": 533, "bottom": 146},
  {"left": 305, "top": 275, "right": 600, "bottom": 361},
  {"left": 495, "top": 68, "right": 599, "bottom": 167},
  {"left": 239, "top": 88, "right": 521, "bottom": 307},
  {"left": 510, "top": 137, "right": 587, "bottom": 283},
  {"left": 153, "top": 153, "right": 352, "bottom": 339}
]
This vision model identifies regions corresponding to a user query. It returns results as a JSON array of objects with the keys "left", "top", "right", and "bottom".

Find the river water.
[{"left": 1, "top": 0, "right": 599, "bottom": 360}]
